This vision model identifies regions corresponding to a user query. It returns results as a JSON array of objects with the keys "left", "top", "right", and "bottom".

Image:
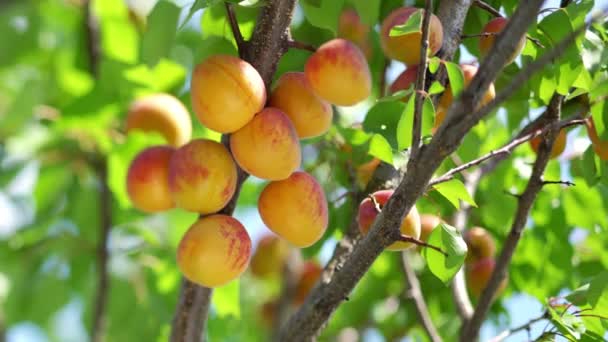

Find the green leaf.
[
  {"left": 422, "top": 223, "right": 468, "bottom": 284},
  {"left": 428, "top": 57, "right": 441, "bottom": 74},
  {"left": 212, "top": 279, "right": 240, "bottom": 318},
  {"left": 368, "top": 134, "right": 393, "bottom": 164},
  {"left": 433, "top": 179, "right": 477, "bottom": 209},
  {"left": 377, "top": 89, "right": 412, "bottom": 102},
  {"left": 180, "top": 0, "right": 211, "bottom": 30},
  {"left": 428, "top": 81, "right": 445, "bottom": 95},
  {"left": 389, "top": 9, "right": 422, "bottom": 37},
  {"left": 582, "top": 145, "right": 600, "bottom": 187},
  {"left": 347, "top": 0, "right": 381, "bottom": 25},
  {"left": 141, "top": 0, "right": 181, "bottom": 67},
  {"left": 396, "top": 96, "right": 415, "bottom": 150},
  {"left": 363, "top": 101, "right": 405, "bottom": 148},
  {"left": 565, "top": 284, "right": 591, "bottom": 306},
  {"left": 587, "top": 271, "right": 608, "bottom": 308},
  {"left": 300, "top": 0, "right": 345, "bottom": 34},
  {"left": 444, "top": 62, "right": 464, "bottom": 98}
]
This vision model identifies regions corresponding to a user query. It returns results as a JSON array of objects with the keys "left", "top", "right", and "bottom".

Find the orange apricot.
[
  {"left": 293, "top": 261, "right": 323, "bottom": 305},
  {"left": 466, "top": 257, "right": 508, "bottom": 298},
  {"left": 585, "top": 117, "right": 608, "bottom": 160},
  {"left": 388, "top": 65, "right": 419, "bottom": 101},
  {"left": 258, "top": 172, "right": 329, "bottom": 248},
  {"left": 479, "top": 17, "right": 527, "bottom": 66},
  {"left": 464, "top": 227, "right": 496, "bottom": 263},
  {"left": 168, "top": 139, "right": 237, "bottom": 214},
  {"left": 126, "top": 145, "right": 175, "bottom": 213},
  {"left": 529, "top": 128, "right": 567, "bottom": 159}
]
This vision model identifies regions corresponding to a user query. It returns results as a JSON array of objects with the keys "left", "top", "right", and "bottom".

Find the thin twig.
[
  {"left": 224, "top": 2, "right": 247, "bottom": 55},
  {"left": 368, "top": 194, "right": 382, "bottom": 213},
  {"left": 526, "top": 35, "right": 545, "bottom": 49},
  {"left": 286, "top": 39, "right": 316, "bottom": 52},
  {"left": 472, "top": 0, "right": 502, "bottom": 18},
  {"left": 489, "top": 311, "right": 549, "bottom": 342},
  {"left": 401, "top": 252, "right": 443, "bottom": 342},
  {"left": 397, "top": 235, "right": 447, "bottom": 257},
  {"left": 541, "top": 180, "right": 575, "bottom": 186},
  {"left": 462, "top": 32, "right": 498, "bottom": 39},
  {"left": 410, "top": 0, "right": 433, "bottom": 160}
]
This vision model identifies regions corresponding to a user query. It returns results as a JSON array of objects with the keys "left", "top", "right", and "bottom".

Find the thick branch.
[
  {"left": 410, "top": 0, "right": 433, "bottom": 160},
  {"left": 401, "top": 253, "right": 443, "bottom": 342},
  {"left": 460, "top": 95, "right": 564, "bottom": 342},
  {"left": 171, "top": 280, "right": 214, "bottom": 342}
]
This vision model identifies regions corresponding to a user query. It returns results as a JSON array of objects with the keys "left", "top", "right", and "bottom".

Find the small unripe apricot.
[
  {"left": 250, "top": 235, "right": 290, "bottom": 279},
  {"left": 191, "top": 55, "right": 266, "bottom": 133},
  {"left": 293, "top": 261, "right": 323, "bottom": 305},
  {"left": 357, "top": 189, "right": 421, "bottom": 251},
  {"left": 529, "top": 129, "right": 567, "bottom": 159},
  {"left": 479, "top": 17, "right": 526, "bottom": 65},
  {"left": 466, "top": 257, "right": 508, "bottom": 298},
  {"left": 380, "top": 7, "right": 444, "bottom": 66},
  {"left": 258, "top": 172, "right": 329, "bottom": 248},
  {"left": 434, "top": 64, "right": 496, "bottom": 131},
  {"left": 585, "top": 117, "right": 608, "bottom": 160},
  {"left": 389, "top": 65, "right": 418, "bottom": 101},
  {"left": 168, "top": 139, "right": 237, "bottom": 214},
  {"left": 125, "top": 93, "right": 192, "bottom": 147},
  {"left": 230, "top": 107, "right": 301, "bottom": 180},
  {"left": 420, "top": 214, "right": 443, "bottom": 243},
  {"left": 269, "top": 72, "right": 333, "bottom": 139},
  {"left": 126, "top": 146, "right": 175, "bottom": 213},
  {"left": 177, "top": 215, "right": 251, "bottom": 288},
  {"left": 305, "top": 38, "right": 372, "bottom": 106},
  {"left": 464, "top": 227, "right": 496, "bottom": 263}
]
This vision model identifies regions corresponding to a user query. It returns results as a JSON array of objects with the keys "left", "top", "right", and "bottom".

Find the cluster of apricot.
[
  {"left": 124, "top": 31, "right": 377, "bottom": 288},
  {"left": 464, "top": 227, "right": 507, "bottom": 298}
]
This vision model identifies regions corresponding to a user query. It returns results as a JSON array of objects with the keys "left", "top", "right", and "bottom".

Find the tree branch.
[
  {"left": 272, "top": 248, "right": 300, "bottom": 341},
  {"left": 460, "top": 94, "right": 564, "bottom": 342},
  {"left": 170, "top": 1, "right": 298, "bottom": 341},
  {"left": 224, "top": 2, "right": 247, "bottom": 56},
  {"left": 472, "top": 0, "right": 502, "bottom": 18},
  {"left": 489, "top": 311, "right": 549, "bottom": 342},
  {"left": 279, "top": 2, "right": 547, "bottom": 340},
  {"left": 410, "top": 0, "right": 433, "bottom": 160},
  {"left": 286, "top": 39, "right": 316, "bottom": 52},
  {"left": 401, "top": 252, "right": 443, "bottom": 342}
]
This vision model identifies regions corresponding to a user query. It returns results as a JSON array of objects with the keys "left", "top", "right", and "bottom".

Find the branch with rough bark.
[
  {"left": 401, "top": 252, "right": 443, "bottom": 342},
  {"left": 460, "top": 94, "right": 564, "bottom": 342},
  {"left": 170, "top": 1, "right": 297, "bottom": 341},
  {"left": 279, "top": 2, "right": 547, "bottom": 340}
]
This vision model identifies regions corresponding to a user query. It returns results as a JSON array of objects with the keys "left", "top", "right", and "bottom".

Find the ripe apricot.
[
  {"left": 357, "top": 189, "right": 421, "bottom": 251},
  {"left": 529, "top": 129, "right": 567, "bottom": 159},
  {"left": 269, "top": 72, "right": 333, "bottom": 139},
  {"left": 338, "top": 8, "right": 373, "bottom": 60},
  {"left": 466, "top": 257, "right": 508, "bottom": 298},
  {"left": 356, "top": 158, "right": 381, "bottom": 190},
  {"left": 126, "top": 145, "right": 175, "bottom": 213},
  {"left": 125, "top": 93, "right": 192, "bottom": 147},
  {"left": 464, "top": 227, "right": 496, "bottom": 263},
  {"left": 177, "top": 215, "right": 251, "bottom": 288},
  {"left": 250, "top": 235, "right": 290, "bottom": 278},
  {"left": 388, "top": 65, "right": 418, "bottom": 101},
  {"left": 380, "top": 7, "right": 444, "bottom": 66},
  {"left": 258, "top": 171, "right": 329, "bottom": 248},
  {"left": 585, "top": 117, "right": 608, "bottom": 160},
  {"left": 168, "top": 139, "right": 237, "bottom": 214},
  {"left": 191, "top": 55, "right": 266, "bottom": 133},
  {"left": 293, "top": 261, "right": 323, "bottom": 305},
  {"left": 479, "top": 17, "right": 526, "bottom": 66},
  {"left": 434, "top": 64, "right": 496, "bottom": 131},
  {"left": 230, "top": 107, "right": 301, "bottom": 180},
  {"left": 304, "top": 38, "right": 372, "bottom": 106},
  {"left": 420, "top": 214, "right": 443, "bottom": 243}
]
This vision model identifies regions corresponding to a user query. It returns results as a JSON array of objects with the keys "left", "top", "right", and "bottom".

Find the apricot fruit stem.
[
  {"left": 397, "top": 234, "right": 447, "bottom": 257},
  {"left": 286, "top": 39, "right": 316, "bottom": 52}
]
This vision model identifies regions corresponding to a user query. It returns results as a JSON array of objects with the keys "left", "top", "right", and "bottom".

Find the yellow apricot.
[
  {"left": 191, "top": 55, "right": 266, "bottom": 133},
  {"left": 269, "top": 72, "right": 333, "bottom": 139},
  {"left": 250, "top": 234, "right": 290, "bottom": 278},
  {"left": 304, "top": 38, "right": 371, "bottom": 106},
  {"left": 126, "top": 145, "right": 175, "bottom": 213},
  {"left": 479, "top": 17, "right": 526, "bottom": 65},
  {"left": 258, "top": 172, "right": 329, "bottom": 247},
  {"left": 529, "top": 129, "right": 567, "bottom": 159},
  {"left": 230, "top": 107, "right": 301, "bottom": 180},
  {"left": 168, "top": 139, "right": 237, "bottom": 214},
  {"left": 177, "top": 215, "right": 251, "bottom": 288}
]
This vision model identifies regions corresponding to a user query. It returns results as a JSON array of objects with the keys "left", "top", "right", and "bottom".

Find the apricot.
[
  {"left": 230, "top": 107, "right": 301, "bottom": 180},
  {"left": 380, "top": 7, "right": 444, "bottom": 66},
  {"left": 304, "top": 38, "right": 372, "bottom": 106},
  {"left": 168, "top": 139, "right": 237, "bottom": 214},
  {"left": 177, "top": 215, "right": 251, "bottom": 288},
  {"left": 126, "top": 145, "right": 175, "bottom": 213},
  {"left": 269, "top": 72, "right": 333, "bottom": 139},
  {"left": 190, "top": 54, "right": 266, "bottom": 133},
  {"left": 464, "top": 227, "right": 496, "bottom": 263},
  {"left": 585, "top": 117, "right": 608, "bottom": 160},
  {"left": 337, "top": 8, "right": 373, "bottom": 60},
  {"left": 479, "top": 17, "right": 526, "bottom": 65},
  {"left": 293, "top": 261, "right": 323, "bottom": 305},
  {"left": 125, "top": 93, "right": 192, "bottom": 147},
  {"left": 466, "top": 257, "right": 508, "bottom": 298},
  {"left": 388, "top": 65, "right": 418, "bottom": 101},
  {"left": 356, "top": 158, "right": 381, "bottom": 190},
  {"left": 529, "top": 128, "right": 567, "bottom": 159},
  {"left": 357, "top": 189, "right": 421, "bottom": 251},
  {"left": 258, "top": 171, "right": 329, "bottom": 247},
  {"left": 434, "top": 64, "right": 496, "bottom": 131},
  {"left": 250, "top": 235, "right": 290, "bottom": 279},
  {"left": 420, "top": 214, "right": 443, "bottom": 243}
]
